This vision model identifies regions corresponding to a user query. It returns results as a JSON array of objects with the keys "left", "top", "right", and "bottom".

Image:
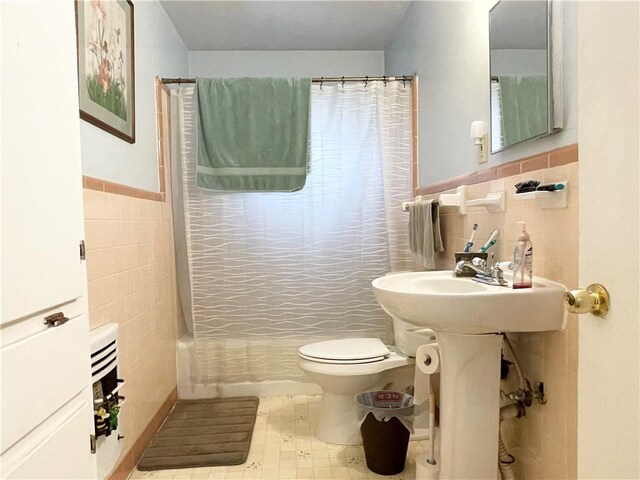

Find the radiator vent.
[{"left": 90, "top": 323, "right": 118, "bottom": 383}]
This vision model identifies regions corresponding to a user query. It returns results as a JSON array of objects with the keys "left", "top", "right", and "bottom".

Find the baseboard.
[
  {"left": 179, "top": 379, "right": 322, "bottom": 399},
  {"left": 107, "top": 387, "right": 178, "bottom": 480}
]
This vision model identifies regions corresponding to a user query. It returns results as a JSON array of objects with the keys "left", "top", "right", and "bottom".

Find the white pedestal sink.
[{"left": 372, "top": 271, "right": 566, "bottom": 480}]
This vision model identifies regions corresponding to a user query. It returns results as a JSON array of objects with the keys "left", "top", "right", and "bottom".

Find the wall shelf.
[
  {"left": 513, "top": 181, "right": 568, "bottom": 209},
  {"left": 465, "top": 191, "right": 506, "bottom": 213},
  {"left": 403, "top": 187, "right": 508, "bottom": 215}
]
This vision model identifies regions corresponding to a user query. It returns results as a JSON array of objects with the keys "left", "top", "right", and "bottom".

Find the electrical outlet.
[{"left": 478, "top": 134, "right": 488, "bottom": 164}]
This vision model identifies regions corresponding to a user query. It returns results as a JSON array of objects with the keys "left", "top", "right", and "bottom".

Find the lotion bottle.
[{"left": 513, "top": 221, "right": 533, "bottom": 289}]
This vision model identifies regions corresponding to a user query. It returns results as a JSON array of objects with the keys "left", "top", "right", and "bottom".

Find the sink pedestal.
[{"left": 437, "top": 332, "right": 503, "bottom": 480}]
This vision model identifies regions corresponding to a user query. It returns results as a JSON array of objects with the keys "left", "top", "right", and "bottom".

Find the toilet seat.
[
  {"left": 298, "top": 350, "right": 412, "bottom": 376},
  {"left": 298, "top": 338, "right": 390, "bottom": 364},
  {"left": 298, "top": 353, "right": 386, "bottom": 364}
]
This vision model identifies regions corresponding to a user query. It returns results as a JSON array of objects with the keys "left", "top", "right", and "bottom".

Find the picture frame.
[{"left": 75, "top": 0, "right": 135, "bottom": 143}]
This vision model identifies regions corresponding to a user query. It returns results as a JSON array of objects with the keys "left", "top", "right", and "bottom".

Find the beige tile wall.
[
  {"left": 83, "top": 189, "right": 178, "bottom": 470},
  {"left": 430, "top": 162, "right": 578, "bottom": 479}
]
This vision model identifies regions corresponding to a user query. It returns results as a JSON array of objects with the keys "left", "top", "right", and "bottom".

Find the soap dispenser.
[{"left": 513, "top": 221, "right": 533, "bottom": 289}]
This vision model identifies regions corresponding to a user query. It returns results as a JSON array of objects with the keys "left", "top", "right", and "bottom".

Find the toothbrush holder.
[{"left": 454, "top": 252, "right": 489, "bottom": 277}]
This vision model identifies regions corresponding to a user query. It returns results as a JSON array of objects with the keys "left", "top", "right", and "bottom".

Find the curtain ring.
[
  {"left": 383, "top": 75, "right": 388, "bottom": 87},
  {"left": 403, "top": 76, "right": 407, "bottom": 88},
  {"left": 341, "top": 76, "right": 345, "bottom": 88},
  {"left": 320, "top": 77, "right": 324, "bottom": 90},
  {"left": 364, "top": 76, "right": 368, "bottom": 88}
]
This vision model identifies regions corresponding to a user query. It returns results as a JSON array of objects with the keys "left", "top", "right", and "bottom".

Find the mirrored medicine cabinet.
[{"left": 489, "top": 0, "right": 562, "bottom": 153}]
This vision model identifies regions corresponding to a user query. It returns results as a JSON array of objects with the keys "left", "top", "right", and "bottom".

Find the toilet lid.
[
  {"left": 298, "top": 338, "right": 390, "bottom": 362},
  {"left": 298, "top": 353, "right": 386, "bottom": 364}
]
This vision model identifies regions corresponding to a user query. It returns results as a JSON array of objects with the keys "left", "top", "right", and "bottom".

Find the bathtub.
[{"left": 177, "top": 335, "right": 322, "bottom": 399}]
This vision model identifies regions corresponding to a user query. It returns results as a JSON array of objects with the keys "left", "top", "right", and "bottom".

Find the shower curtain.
[{"left": 171, "top": 81, "right": 413, "bottom": 385}]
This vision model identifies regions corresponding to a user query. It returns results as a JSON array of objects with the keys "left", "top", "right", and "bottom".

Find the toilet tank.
[{"left": 392, "top": 316, "right": 436, "bottom": 357}]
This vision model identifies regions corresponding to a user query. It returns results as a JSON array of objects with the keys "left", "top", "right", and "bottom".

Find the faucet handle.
[
  {"left": 472, "top": 257, "right": 487, "bottom": 268},
  {"left": 496, "top": 261, "right": 514, "bottom": 271},
  {"left": 491, "top": 261, "right": 514, "bottom": 282}
]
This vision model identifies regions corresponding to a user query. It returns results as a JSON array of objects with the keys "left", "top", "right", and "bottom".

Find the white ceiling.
[{"left": 160, "top": 1, "right": 411, "bottom": 51}]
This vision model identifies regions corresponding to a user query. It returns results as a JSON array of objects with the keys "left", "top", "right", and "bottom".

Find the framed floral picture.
[{"left": 76, "top": 0, "right": 135, "bottom": 143}]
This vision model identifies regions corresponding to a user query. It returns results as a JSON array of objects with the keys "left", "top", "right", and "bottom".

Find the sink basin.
[{"left": 372, "top": 270, "right": 566, "bottom": 334}]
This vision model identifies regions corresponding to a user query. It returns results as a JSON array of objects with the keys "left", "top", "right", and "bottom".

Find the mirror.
[{"left": 489, "top": 0, "right": 557, "bottom": 153}]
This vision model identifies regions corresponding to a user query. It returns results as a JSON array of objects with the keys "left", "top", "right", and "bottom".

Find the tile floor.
[{"left": 128, "top": 395, "right": 431, "bottom": 480}]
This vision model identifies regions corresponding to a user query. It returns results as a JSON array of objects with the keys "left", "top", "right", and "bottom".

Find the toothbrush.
[
  {"left": 479, "top": 229, "right": 500, "bottom": 253},
  {"left": 535, "top": 182, "right": 565, "bottom": 192},
  {"left": 464, "top": 224, "right": 478, "bottom": 252}
]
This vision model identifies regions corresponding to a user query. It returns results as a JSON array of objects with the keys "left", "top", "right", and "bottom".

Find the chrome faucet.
[
  {"left": 455, "top": 256, "right": 491, "bottom": 275},
  {"left": 454, "top": 256, "right": 513, "bottom": 286}
]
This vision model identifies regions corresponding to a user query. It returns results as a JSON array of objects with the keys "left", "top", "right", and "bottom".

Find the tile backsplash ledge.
[
  {"left": 416, "top": 144, "right": 577, "bottom": 196},
  {"left": 83, "top": 176, "right": 165, "bottom": 202}
]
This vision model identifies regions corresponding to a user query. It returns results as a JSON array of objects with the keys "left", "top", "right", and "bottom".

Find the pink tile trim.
[
  {"left": 496, "top": 162, "right": 522, "bottom": 179},
  {"left": 83, "top": 176, "right": 164, "bottom": 202},
  {"left": 411, "top": 80, "right": 419, "bottom": 192},
  {"left": 477, "top": 167, "right": 497, "bottom": 183},
  {"left": 416, "top": 143, "right": 578, "bottom": 195},
  {"left": 521, "top": 154, "right": 550, "bottom": 173},
  {"left": 550, "top": 144, "right": 579, "bottom": 167}
]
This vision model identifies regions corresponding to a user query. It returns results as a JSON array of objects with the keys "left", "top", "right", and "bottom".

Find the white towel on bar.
[{"left": 409, "top": 199, "right": 444, "bottom": 269}]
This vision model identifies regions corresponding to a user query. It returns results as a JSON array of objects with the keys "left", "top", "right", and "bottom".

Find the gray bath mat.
[{"left": 137, "top": 396, "right": 259, "bottom": 471}]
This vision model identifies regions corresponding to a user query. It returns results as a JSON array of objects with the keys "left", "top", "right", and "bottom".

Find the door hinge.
[
  {"left": 90, "top": 433, "right": 96, "bottom": 454},
  {"left": 80, "top": 240, "right": 86, "bottom": 260}
]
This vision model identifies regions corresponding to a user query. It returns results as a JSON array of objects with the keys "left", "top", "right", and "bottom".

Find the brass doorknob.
[{"left": 563, "top": 283, "right": 610, "bottom": 317}]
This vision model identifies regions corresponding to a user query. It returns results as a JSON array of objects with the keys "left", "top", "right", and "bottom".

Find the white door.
[
  {"left": 1, "top": 0, "right": 85, "bottom": 324},
  {"left": 0, "top": 2, "right": 95, "bottom": 478},
  {"left": 577, "top": 3, "right": 639, "bottom": 479},
  {"left": 1, "top": 395, "right": 95, "bottom": 480}
]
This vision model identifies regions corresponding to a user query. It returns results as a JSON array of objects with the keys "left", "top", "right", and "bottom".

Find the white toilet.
[{"left": 298, "top": 321, "right": 436, "bottom": 445}]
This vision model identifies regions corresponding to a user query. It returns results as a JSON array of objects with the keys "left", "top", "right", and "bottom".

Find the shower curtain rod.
[{"left": 161, "top": 75, "right": 413, "bottom": 86}]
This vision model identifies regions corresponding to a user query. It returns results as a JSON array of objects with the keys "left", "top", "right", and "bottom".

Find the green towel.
[
  {"left": 499, "top": 75, "right": 548, "bottom": 146},
  {"left": 196, "top": 78, "right": 311, "bottom": 192}
]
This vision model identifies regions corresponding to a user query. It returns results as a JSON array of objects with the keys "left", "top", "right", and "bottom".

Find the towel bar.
[{"left": 402, "top": 187, "right": 468, "bottom": 214}]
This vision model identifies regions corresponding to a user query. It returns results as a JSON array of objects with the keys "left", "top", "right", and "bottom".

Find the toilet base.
[
  {"left": 309, "top": 364, "right": 416, "bottom": 445},
  {"left": 316, "top": 389, "right": 366, "bottom": 445}
]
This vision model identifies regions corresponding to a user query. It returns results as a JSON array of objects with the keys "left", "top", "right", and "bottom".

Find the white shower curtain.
[{"left": 171, "top": 82, "right": 413, "bottom": 385}]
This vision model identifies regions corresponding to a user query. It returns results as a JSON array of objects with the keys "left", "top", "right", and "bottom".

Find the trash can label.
[{"left": 375, "top": 391, "right": 403, "bottom": 402}]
